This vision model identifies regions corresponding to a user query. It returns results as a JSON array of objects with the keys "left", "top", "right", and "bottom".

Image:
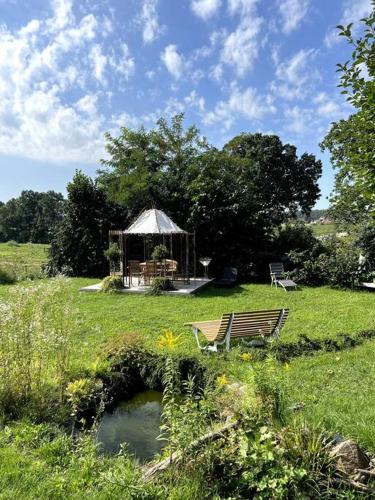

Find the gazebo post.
[
  {"left": 193, "top": 231, "right": 196, "bottom": 281},
  {"left": 185, "top": 232, "right": 190, "bottom": 284},
  {"left": 123, "top": 233, "right": 127, "bottom": 286}
]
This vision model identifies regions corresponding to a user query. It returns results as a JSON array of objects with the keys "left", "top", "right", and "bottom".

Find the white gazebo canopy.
[{"left": 124, "top": 208, "right": 186, "bottom": 235}]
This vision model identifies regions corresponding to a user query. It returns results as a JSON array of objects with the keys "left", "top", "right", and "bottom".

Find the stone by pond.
[{"left": 96, "top": 390, "right": 165, "bottom": 462}]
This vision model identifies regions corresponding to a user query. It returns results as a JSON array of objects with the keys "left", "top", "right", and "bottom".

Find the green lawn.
[{"left": 1, "top": 278, "right": 374, "bottom": 450}]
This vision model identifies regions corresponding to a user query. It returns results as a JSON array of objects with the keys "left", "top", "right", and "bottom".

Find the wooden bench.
[{"left": 185, "top": 308, "right": 289, "bottom": 351}]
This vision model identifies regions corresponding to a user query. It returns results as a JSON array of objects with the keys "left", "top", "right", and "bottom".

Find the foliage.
[
  {"left": 66, "top": 377, "right": 104, "bottom": 421},
  {"left": 0, "top": 190, "right": 65, "bottom": 243},
  {"left": 0, "top": 277, "right": 75, "bottom": 417},
  {"left": 158, "top": 329, "right": 182, "bottom": 350},
  {"left": 321, "top": 5, "right": 375, "bottom": 221},
  {"left": 100, "top": 275, "right": 124, "bottom": 293},
  {"left": 253, "top": 356, "right": 286, "bottom": 424},
  {"left": 151, "top": 244, "right": 169, "bottom": 261},
  {"left": 356, "top": 224, "right": 375, "bottom": 270},
  {"left": 48, "top": 171, "right": 126, "bottom": 277},
  {"left": 288, "top": 234, "right": 367, "bottom": 287},
  {"left": 0, "top": 267, "right": 16, "bottom": 284},
  {"left": 160, "top": 357, "right": 217, "bottom": 457},
  {"left": 104, "top": 242, "right": 121, "bottom": 264},
  {"left": 273, "top": 222, "right": 322, "bottom": 260},
  {"left": 98, "top": 115, "right": 322, "bottom": 273},
  {"left": 147, "top": 277, "right": 176, "bottom": 295}
]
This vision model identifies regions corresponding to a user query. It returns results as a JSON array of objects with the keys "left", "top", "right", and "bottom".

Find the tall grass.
[{"left": 0, "top": 276, "right": 75, "bottom": 416}]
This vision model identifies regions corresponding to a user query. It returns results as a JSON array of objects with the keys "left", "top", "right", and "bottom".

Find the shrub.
[
  {"left": 289, "top": 234, "right": 367, "bottom": 288},
  {"left": 151, "top": 244, "right": 169, "bottom": 261},
  {"left": 147, "top": 277, "right": 176, "bottom": 295},
  {"left": 0, "top": 267, "right": 16, "bottom": 284},
  {"left": 100, "top": 275, "right": 124, "bottom": 293},
  {"left": 66, "top": 377, "right": 104, "bottom": 421},
  {"left": 6, "top": 240, "right": 20, "bottom": 247},
  {"left": 104, "top": 242, "right": 121, "bottom": 264}
]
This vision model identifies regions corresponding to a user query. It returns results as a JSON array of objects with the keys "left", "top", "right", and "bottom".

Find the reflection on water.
[{"left": 96, "top": 390, "right": 164, "bottom": 461}]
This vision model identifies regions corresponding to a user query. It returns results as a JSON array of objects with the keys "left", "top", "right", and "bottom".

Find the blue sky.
[{"left": 0, "top": 0, "right": 372, "bottom": 207}]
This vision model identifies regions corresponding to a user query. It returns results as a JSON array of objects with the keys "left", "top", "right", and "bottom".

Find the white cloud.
[
  {"left": 272, "top": 48, "right": 319, "bottom": 100},
  {"left": 220, "top": 1, "right": 262, "bottom": 77},
  {"left": 89, "top": 44, "right": 107, "bottom": 83},
  {"left": 191, "top": 0, "right": 221, "bottom": 20},
  {"left": 161, "top": 44, "right": 184, "bottom": 79},
  {"left": 312, "top": 92, "right": 347, "bottom": 120},
  {"left": 325, "top": 0, "right": 372, "bottom": 47},
  {"left": 0, "top": 1, "right": 135, "bottom": 164},
  {"left": 228, "top": 0, "right": 258, "bottom": 16},
  {"left": 75, "top": 94, "right": 98, "bottom": 116},
  {"left": 109, "top": 44, "right": 135, "bottom": 80},
  {"left": 184, "top": 90, "right": 206, "bottom": 112},
  {"left": 277, "top": 0, "right": 309, "bottom": 34},
  {"left": 139, "top": 0, "right": 164, "bottom": 44},
  {"left": 204, "top": 84, "right": 276, "bottom": 130}
]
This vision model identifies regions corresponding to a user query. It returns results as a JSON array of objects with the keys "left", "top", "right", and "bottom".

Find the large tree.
[
  {"left": 48, "top": 171, "right": 125, "bottom": 277},
  {"left": 321, "top": 4, "right": 375, "bottom": 223},
  {"left": 0, "top": 190, "right": 65, "bottom": 243},
  {"left": 98, "top": 116, "right": 322, "bottom": 274}
]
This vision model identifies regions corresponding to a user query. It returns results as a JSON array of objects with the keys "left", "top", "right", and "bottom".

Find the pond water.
[{"left": 96, "top": 390, "right": 165, "bottom": 461}]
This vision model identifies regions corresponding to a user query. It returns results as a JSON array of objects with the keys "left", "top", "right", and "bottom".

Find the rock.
[{"left": 330, "top": 439, "right": 370, "bottom": 476}]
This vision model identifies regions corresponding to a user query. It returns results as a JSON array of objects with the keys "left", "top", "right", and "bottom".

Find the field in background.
[
  {"left": 310, "top": 223, "right": 337, "bottom": 236},
  {"left": 0, "top": 242, "right": 49, "bottom": 276}
]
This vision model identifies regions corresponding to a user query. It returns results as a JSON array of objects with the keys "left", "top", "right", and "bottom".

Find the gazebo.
[{"left": 108, "top": 209, "right": 196, "bottom": 287}]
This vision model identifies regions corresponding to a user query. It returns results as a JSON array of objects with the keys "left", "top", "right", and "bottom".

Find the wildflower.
[
  {"left": 216, "top": 374, "right": 229, "bottom": 387},
  {"left": 240, "top": 352, "right": 252, "bottom": 362},
  {"left": 284, "top": 363, "right": 291, "bottom": 372},
  {"left": 158, "top": 329, "right": 182, "bottom": 349},
  {"left": 335, "top": 356, "right": 340, "bottom": 361}
]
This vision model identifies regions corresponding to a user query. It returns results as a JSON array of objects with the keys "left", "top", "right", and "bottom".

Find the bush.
[
  {"left": 104, "top": 242, "right": 121, "bottom": 264},
  {"left": 151, "top": 244, "right": 169, "bottom": 261},
  {"left": 6, "top": 240, "right": 20, "bottom": 247},
  {"left": 147, "top": 277, "right": 176, "bottom": 295},
  {"left": 0, "top": 267, "right": 16, "bottom": 284},
  {"left": 289, "top": 234, "right": 367, "bottom": 288},
  {"left": 100, "top": 275, "right": 124, "bottom": 293},
  {"left": 274, "top": 222, "right": 320, "bottom": 257}
]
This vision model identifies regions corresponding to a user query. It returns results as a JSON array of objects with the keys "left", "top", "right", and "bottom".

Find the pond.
[{"left": 96, "top": 390, "right": 165, "bottom": 461}]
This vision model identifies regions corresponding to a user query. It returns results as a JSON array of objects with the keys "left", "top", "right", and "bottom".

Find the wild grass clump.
[
  {"left": 147, "top": 277, "right": 176, "bottom": 295},
  {"left": 0, "top": 267, "right": 16, "bottom": 284},
  {"left": 100, "top": 275, "right": 124, "bottom": 293},
  {"left": 6, "top": 240, "right": 20, "bottom": 247},
  {"left": 0, "top": 276, "right": 76, "bottom": 418}
]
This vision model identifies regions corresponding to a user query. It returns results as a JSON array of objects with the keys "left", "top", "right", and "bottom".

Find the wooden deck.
[{"left": 79, "top": 278, "right": 214, "bottom": 295}]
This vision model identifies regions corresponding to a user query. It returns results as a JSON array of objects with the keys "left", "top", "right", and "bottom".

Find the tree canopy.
[
  {"left": 0, "top": 190, "right": 65, "bottom": 243},
  {"left": 48, "top": 171, "right": 125, "bottom": 277},
  {"left": 96, "top": 114, "right": 322, "bottom": 273},
  {"left": 321, "top": 4, "right": 375, "bottom": 223}
]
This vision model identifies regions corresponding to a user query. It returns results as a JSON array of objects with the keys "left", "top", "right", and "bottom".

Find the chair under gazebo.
[{"left": 108, "top": 208, "right": 197, "bottom": 289}]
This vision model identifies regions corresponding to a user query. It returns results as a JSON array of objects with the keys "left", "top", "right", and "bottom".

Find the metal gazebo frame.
[{"left": 108, "top": 209, "right": 196, "bottom": 287}]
